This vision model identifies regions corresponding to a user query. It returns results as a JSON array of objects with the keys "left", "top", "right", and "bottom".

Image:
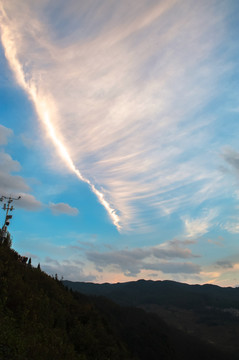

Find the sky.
[{"left": 0, "top": 0, "right": 239, "bottom": 286}]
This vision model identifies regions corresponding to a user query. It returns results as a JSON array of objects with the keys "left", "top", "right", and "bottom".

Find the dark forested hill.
[
  {"left": 64, "top": 279, "right": 239, "bottom": 354},
  {"left": 0, "top": 245, "right": 133, "bottom": 360},
  {"left": 0, "top": 243, "right": 237, "bottom": 359}
]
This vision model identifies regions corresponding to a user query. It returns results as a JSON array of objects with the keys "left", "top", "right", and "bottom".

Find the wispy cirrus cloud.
[
  {"left": 182, "top": 209, "right": 218, "bottom": 238},
  {"left": 0, "top": 1, "right": 233, "bottom": 230},
  {"left": 222, "top": 220, "right": 239, "bottom": 234}
]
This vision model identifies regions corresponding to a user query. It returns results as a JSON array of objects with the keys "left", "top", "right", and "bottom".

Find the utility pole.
[{"left": 0, "top": 195, "right": 21, "bottom": 238}]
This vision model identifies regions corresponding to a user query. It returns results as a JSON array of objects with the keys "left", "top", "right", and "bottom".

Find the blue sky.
[{"left": 1, "top": 0, "right": 239, "bottom": 286}]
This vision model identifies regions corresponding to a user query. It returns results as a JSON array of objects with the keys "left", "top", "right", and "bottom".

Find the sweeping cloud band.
[
  {"left": 0, "top": 3, "right": 121, "bottom": 230},
  {"left": 0, "top": 0, "right": 237, "bottom": 233}
]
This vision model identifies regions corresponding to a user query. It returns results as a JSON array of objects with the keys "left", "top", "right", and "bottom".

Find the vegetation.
[
  {"left": 0, "top": 243, "right": 237, "bottom": 359},
  {"left": 0, "top": 244, "right": 131, "bottom": 359}
]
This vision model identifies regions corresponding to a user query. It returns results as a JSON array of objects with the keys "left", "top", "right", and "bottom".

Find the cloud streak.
[
  {"left": 183, "top": 209, "right": 218, "bottom": 238},
  {"left": 0, "top": 1, "right": 232, "bottom": 230},
  {"left": 0, "top": 2, "right": 120, "bottom": 230}
]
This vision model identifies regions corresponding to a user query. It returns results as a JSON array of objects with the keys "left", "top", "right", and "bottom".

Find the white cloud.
[
  {"left": 0, "top": 1, "right": 232, "bottom": 230},
  {"left": 223, "top": 221, "right": 239, "bottom": 234},
  {"left": 183, "top": 209, "right": 217, "bottom": 238},
  {"left": 49, "top": 202, "right": 79, "bottom": 216}
]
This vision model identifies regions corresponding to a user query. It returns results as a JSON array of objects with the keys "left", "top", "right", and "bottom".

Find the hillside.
[
  {"left": 0, "top": 244, "right": 134, "bottom": 359},
  {"left": 64, "top": 279, "right": 239, "bottom": 353},
  {"left": 0, "top": 243, "right": 236, "bottom": 359}
]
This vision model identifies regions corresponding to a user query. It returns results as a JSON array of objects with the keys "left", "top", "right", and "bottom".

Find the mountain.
[
  {"left": 0, "top": 244, "right": 133, "bottom": 359},
  {"left": 0, "top": 243, "right": 237, "bottom": 359},
  {"left": 63, "top": 279, "right": 239, "bottom": 354},
  {"left": 63, "top": 279, "right": 239, "bottom": 308}
]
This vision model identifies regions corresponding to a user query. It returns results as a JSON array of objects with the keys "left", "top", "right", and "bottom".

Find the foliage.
[
  {"left": 1, "top": 245, "right": 237, "bottom": 360},
  {"left": 0, "top": 245, "right": 131, "bottom": 360}
]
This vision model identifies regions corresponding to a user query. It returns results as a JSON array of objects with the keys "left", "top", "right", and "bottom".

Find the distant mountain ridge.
[
  {"left": 63, "top": 279, "right": 239, "bottom": 308},
  {"left": 63, "top": 279, "right": 239, "bottom": 353}
]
